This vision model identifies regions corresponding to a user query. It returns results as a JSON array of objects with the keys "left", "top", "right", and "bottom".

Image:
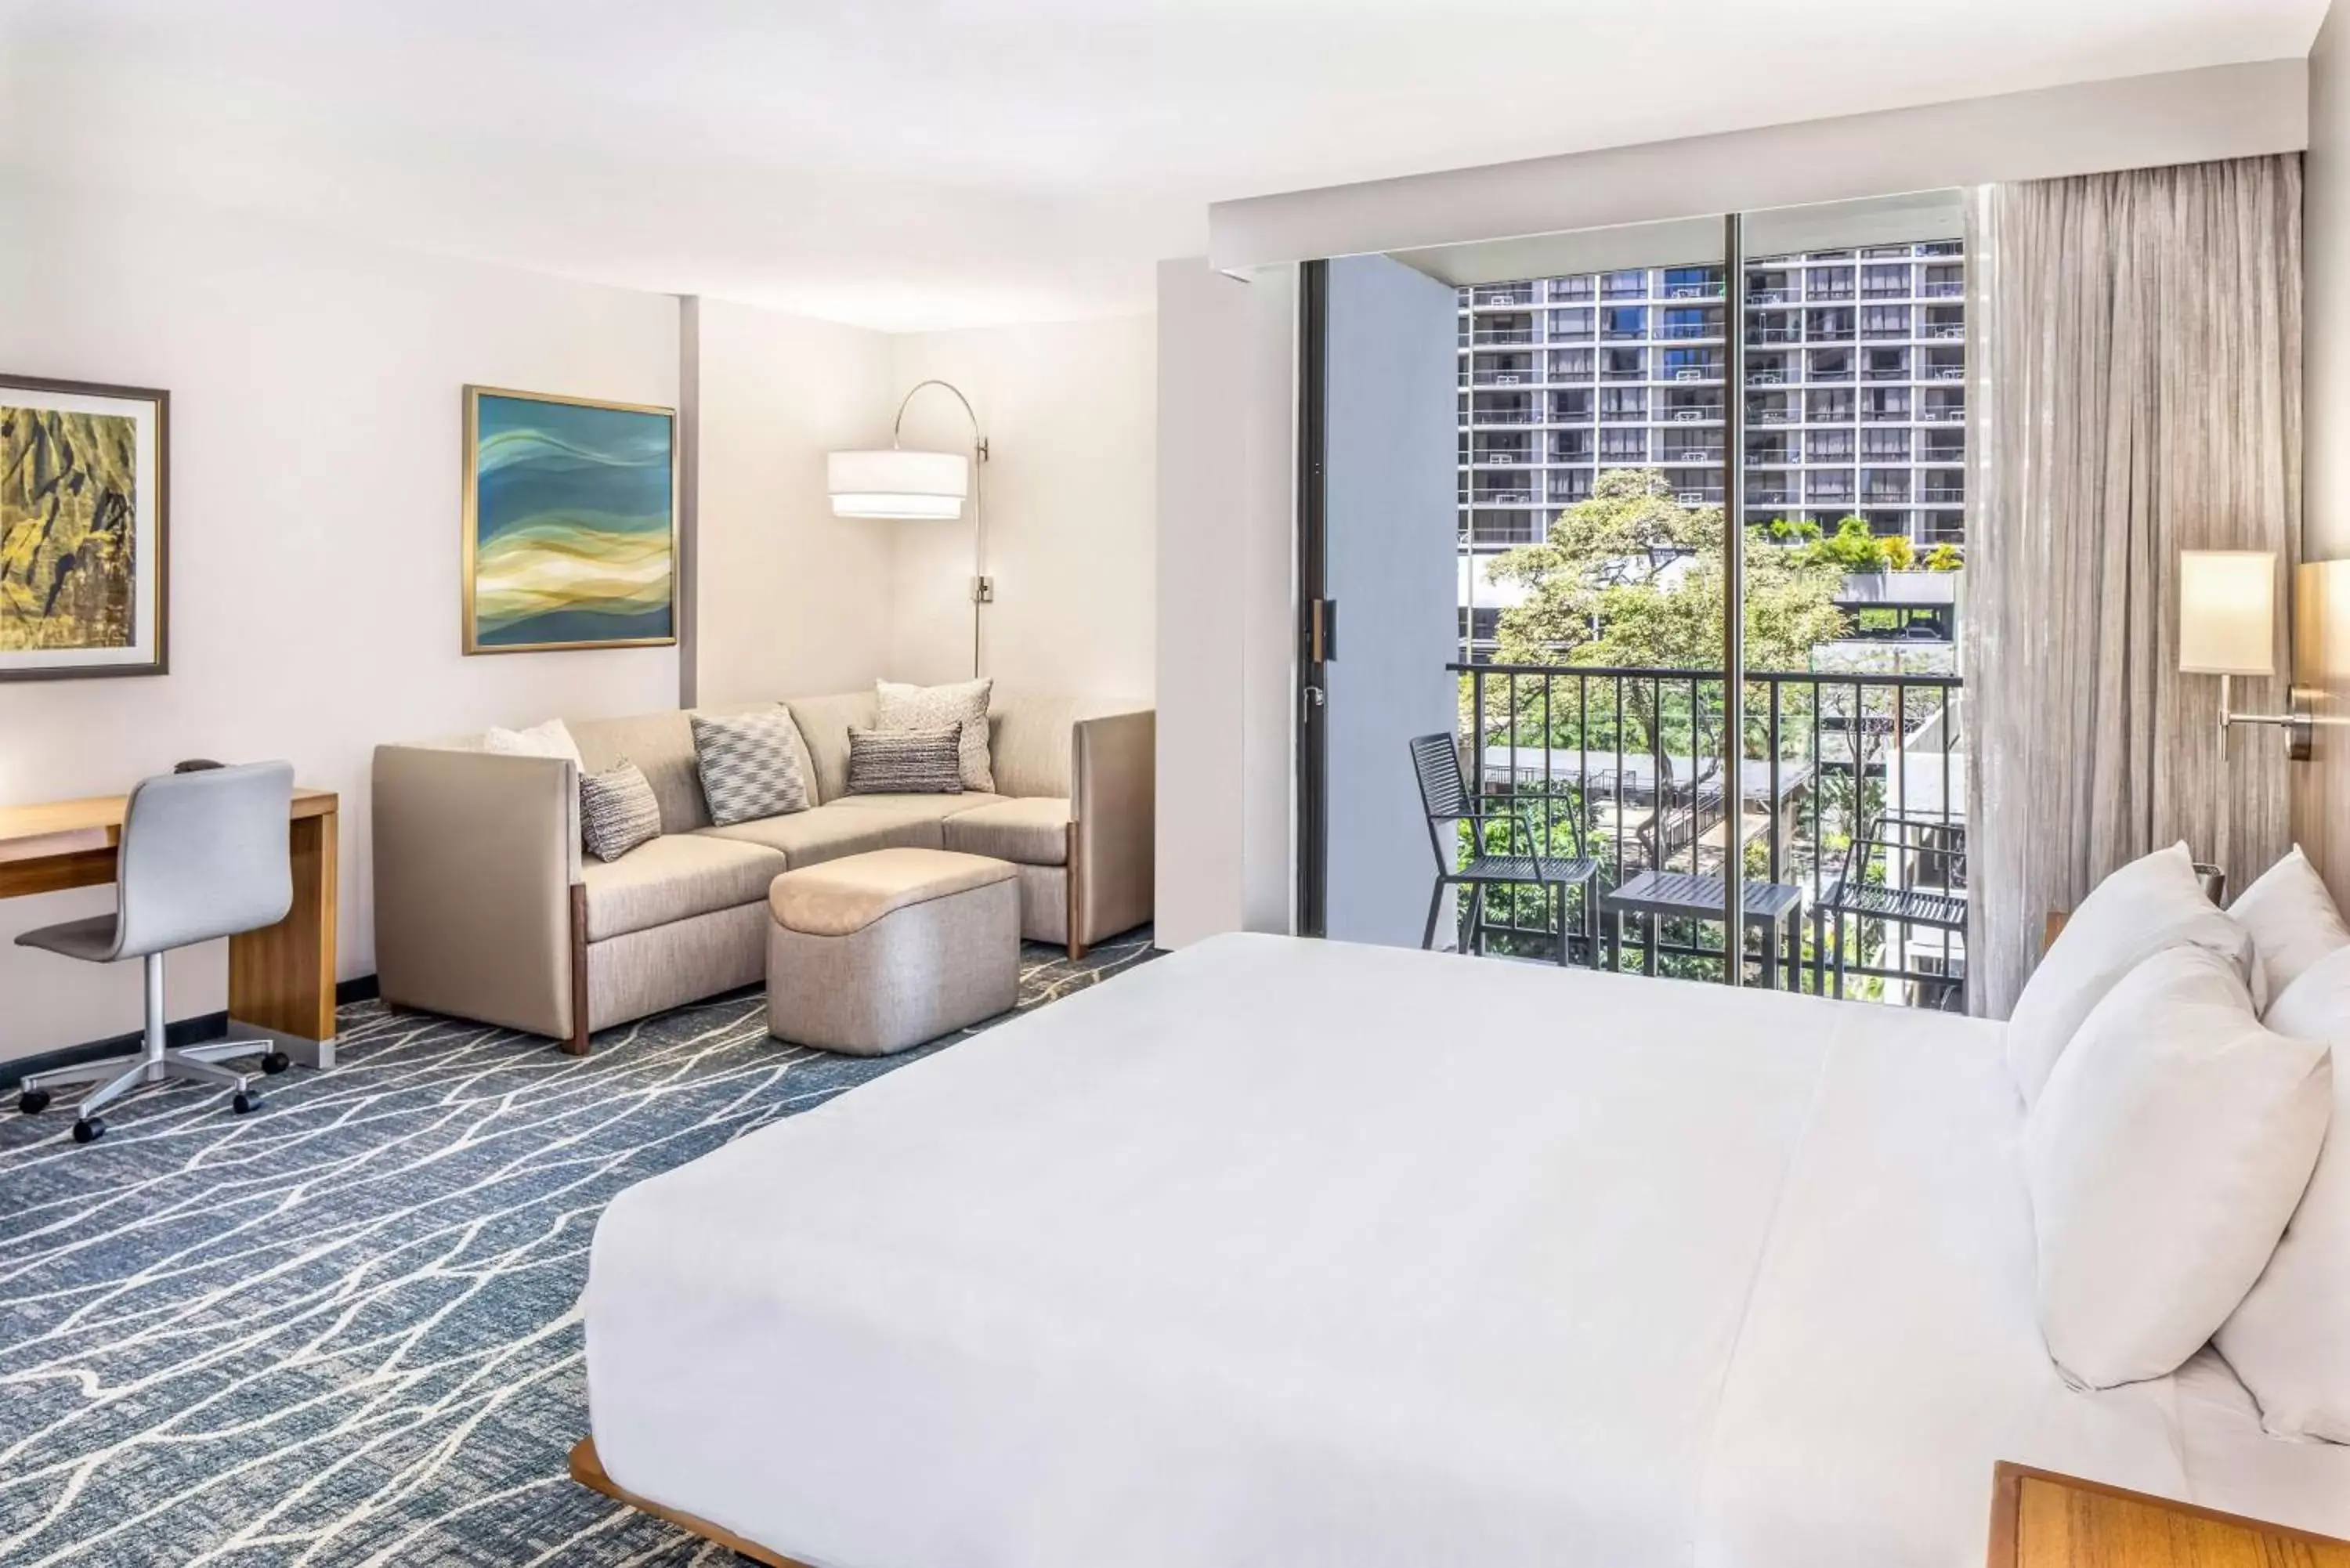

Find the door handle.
[{"left": 1302, "top": 685, "right": 1326, "bottom": 715}]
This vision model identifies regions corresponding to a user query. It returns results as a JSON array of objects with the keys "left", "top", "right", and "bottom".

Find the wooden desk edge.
[{"left": 1987, "top": 1461, "right": 2350, "bottom": 1566}]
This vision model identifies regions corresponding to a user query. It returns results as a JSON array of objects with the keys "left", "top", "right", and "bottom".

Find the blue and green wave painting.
[{"left": 471, "top": 394, "right": 673, "bottom": 649}]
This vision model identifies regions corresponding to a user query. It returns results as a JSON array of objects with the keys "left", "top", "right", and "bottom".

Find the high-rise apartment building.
[{"left": 1458, "top": 241, "right": 1965, "bottom": 655}]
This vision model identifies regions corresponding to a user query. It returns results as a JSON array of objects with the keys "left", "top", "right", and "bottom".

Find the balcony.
[
  {"left": 1661, "top": 446, "right": 1723, "bottom": 464},
  {"left": 1808, "top": 365, "right": 1856, "bottom": 384},
  {"left": 1471, "top": 408, "right": 1541, "bottom": 426},
  {"left": 1473, "top": 284, "right": 1538, "bottom": 308},
  {"left": 1918, "top": 485, "right": 1965, "bottom": 503},
  {"left": 1549, "top": 280, "right": 1598, "bottom": 303},
  {"left": 1748, "top": 407, "right": 1798, "bottom": 425},
  {"left": 1747, "top": 485, "right": 1796, "bottom": 505},
  {"left": 1470, "top": 450, "right": 1535, "bottom": 467},
  {"left": 1470, "top": 486, "right": 1536, "bottom": 504},
  {"left": 1747, "top": 287, "right": 1796, "bottom": 305},
  {"left": 1472, "top": 370, "right": 1536, "bottom": 386},
  {"left": 1920, "top": 280, "right": 1965, "bottom": 298},
  {"left": 1860, "top": 442, "right": 1912, "bottom": 461},
  {"left": 1656, "top": 321, "right": 1724, "bottom": 341},
  {"left": 1662, "top": 280, "right": 1727, "bottom": 299},
  {"left": 1452, "top": 661, "right": 1967, "bottom": 1001},
  {"left": 1665, "top": 404, "right": 1724, "bottom": 422},
  {"left": 1470, "top": 327, "right": 1537, "bottom": 346}
]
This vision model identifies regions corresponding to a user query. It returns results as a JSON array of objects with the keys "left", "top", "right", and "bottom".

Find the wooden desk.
[
  {"left": 0, "top": 788, "right": 341, "bottom": 1069},
  {"left": 1989, "top": 1462, "right": 2350, "bottom": 1567}
]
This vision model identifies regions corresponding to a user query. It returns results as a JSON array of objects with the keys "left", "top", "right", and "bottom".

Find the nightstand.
[{"left": 1988, "top": 1462, "right": 2350, "bottom": 1566}]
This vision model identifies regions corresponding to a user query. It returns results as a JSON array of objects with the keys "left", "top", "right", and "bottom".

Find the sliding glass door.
[{"left": 1303, "top": 193, "right": 1972, "bottom": 1006}]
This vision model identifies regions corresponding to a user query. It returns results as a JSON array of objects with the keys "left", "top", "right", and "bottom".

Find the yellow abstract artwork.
[{"left": 0, "top": 406, "right": 139, "bottom": 652}]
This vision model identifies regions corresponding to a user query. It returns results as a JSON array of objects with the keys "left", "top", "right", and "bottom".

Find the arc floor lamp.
[{"left": 826, "top": 380, "right": 991, "bottom": 678}]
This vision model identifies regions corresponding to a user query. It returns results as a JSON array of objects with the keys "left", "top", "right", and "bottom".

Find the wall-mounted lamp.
[
  {"left": 826, "top": 380, "right": 992, "bottom": 678},
  {"left": 2178, "top": 548, "right": 2326, "bottom": 760}
]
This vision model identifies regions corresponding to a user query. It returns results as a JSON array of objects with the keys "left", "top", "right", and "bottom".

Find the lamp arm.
[{"left": 891, "top": 380, "right": 991, "bottom": 678}]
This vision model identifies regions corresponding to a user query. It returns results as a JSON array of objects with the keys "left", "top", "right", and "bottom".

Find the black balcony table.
[{"left": 1600, "top": 869, "right": 1806, "bottom": 988}]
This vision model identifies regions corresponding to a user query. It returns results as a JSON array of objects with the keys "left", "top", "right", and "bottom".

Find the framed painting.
[
  {"left": 462, "top": 385, "right": 677, "bottom": 654},
  {"left": 0, "top": 374, "right": 168, "bottom": 681}
]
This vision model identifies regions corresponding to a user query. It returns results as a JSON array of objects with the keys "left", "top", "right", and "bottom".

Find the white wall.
[
  {"left": 0, "top": 182, "right": 680, "bottom": 1064},
  {"left": 883, "top": 317, "right": 1157, "bottom": 702},
  {"left": 1154, "top": 258, "right": 1296, "bottom": 948},
  {"left": 689, "top": 297, "right": 898, "bottom": 704},
  {"left": 1213, "top": 60, "right": 2308, "bottom": 272},
  {"left": 2311, "top": 5, "right": 2350, "bottom": 562}
]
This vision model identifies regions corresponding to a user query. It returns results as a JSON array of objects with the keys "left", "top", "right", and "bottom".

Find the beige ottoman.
[{"left": 765, "top": 847, "right": 1021, "bottom": 1056}]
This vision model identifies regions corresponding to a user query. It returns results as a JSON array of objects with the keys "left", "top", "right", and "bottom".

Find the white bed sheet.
[{"left": 584, "top": 934, "right": 2350, "bottom": 1567}]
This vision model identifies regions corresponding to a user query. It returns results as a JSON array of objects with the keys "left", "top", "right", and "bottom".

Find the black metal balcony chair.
[
  {"left": 1814, "top": 813, "right": 1968, "bottom": 1007},
  {"left": 1408, "top": 732, "right": 1600, "bottom": 966}
]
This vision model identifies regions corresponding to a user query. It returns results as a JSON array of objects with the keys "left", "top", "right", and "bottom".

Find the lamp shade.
[
  {"left": 827, "top": 449, "right": 968, "bottom": 519},
  {"left": 2178, "top": 549, "right": 2277, "bottom": 676}
]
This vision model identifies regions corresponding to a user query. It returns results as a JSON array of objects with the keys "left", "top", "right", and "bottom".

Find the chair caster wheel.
[
  {"left": 71, "top": 1116, "right": 105, "bottom": 1144},
  {"left": 231, "top": 1090, "right": 264, "bottom": 1115},
  {"left": 260, "top": 1052, "right": 291, "bottom": 1075},
  {"left": 16, "top": 1089, "right": 49, "bottom": 1116}
]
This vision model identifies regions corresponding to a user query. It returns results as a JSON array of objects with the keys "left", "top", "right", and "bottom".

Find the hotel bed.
[{"left": 581, "top": 933, "right": 2350, "bottom": 1567}]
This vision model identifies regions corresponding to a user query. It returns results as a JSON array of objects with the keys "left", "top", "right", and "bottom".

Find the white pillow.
[
  {"left": 2025, "top": 945, "right": 2332, "bottom": 1389},
  {"left": 2216, "top": 942, "right": 2350, "bottom": 1440},
  {"left": 2005, "top": 841, "right": 2255, "bottom": 1106},
  {"left": 483, "top": 717, "right": 582, "bottom": 765},
  {"left": 2230, "top": 844, "right": 2350, "bottom": 1006}
]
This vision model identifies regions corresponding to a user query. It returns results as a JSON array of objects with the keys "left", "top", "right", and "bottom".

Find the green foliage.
[
  {"left": 1803, "top": 515, "right": 1913, "bottom": 575},
  {"left": 1923, "top": 542, "right": 1965, "bottom": 573},
  {"left": 1486, "top": 468, "right": 1850, "bottom": 674}
]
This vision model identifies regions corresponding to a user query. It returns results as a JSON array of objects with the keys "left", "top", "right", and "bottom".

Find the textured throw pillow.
[
  {"left": 876, "top": 677, "right": 994, "bottom": 792},
  {"left": 689, "top": 707, "right": 811, "bottom": 826},
  {"left": 2005, "top": 841, "right": 2257, "bottom": 1107},
  {"left": 2216, "top": 943, "right": 2350, "bottom": 1440},
  {"left": 2026, "top": 945, "right": 2332, "bottom": 1389},
  {"left": 845, "top": 725, "right": 963, "bottom": 796},
  {"left": 483, "top": 717, "right": 581, "bottom": 764},
  {"left": 579, "top": 762, "right": 661, "bottom": 863},
  {"left": 2230, "top": 845, "right": 2350, "bottom": 1006}
]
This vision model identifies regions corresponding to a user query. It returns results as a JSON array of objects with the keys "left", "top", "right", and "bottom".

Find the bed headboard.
[{"left": 2290, "top": 560, "right": 2350, "bottom": 910}]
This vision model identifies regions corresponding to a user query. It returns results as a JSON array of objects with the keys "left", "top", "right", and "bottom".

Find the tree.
[{"left": 1486, "top": 468, "right": 1849, "bottom": 674}]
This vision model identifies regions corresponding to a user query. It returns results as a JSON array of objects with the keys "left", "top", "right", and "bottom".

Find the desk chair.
[{"left": 15, "top": 761, "right": 297, "bottom": 1144}]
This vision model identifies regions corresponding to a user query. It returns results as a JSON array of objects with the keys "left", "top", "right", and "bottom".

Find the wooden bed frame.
[{"left": 569, "top": 1436, "right": 815, "bottom": 1568}]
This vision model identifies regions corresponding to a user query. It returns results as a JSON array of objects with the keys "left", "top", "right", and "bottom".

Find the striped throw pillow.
[
  {"left": 690, "top": 707, "right": 811, "bottom": 826},
  {"left": 580, "top": 762, "right": 661, "bottom": 862},
  {"left": 845, "top": 725, "right": 963, "bottom": 796}
]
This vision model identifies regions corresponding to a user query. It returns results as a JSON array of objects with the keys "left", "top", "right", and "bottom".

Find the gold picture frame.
[{"left": 461, "top": 384, "right": 678, "bottom": 655}]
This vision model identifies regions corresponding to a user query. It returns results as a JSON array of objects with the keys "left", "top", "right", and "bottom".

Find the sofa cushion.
[
  {"left": 942, "top": 796, "right": 1071, "bottom": 865},
  {"left": 783, "top": 692, "right": 879, "bottom": 804},
  {"left": 698, "top": 801, "right": 944, "bottom": 868},
  {"left": 827, "top": 792, "right": 1007, "bottom": 822},
  {"left": 580, "top": 833, "right": 786, "bottom": 943},
  {"left": 572, "top": 710, "right": 710, "bottom": 833},
  {"left": 877, "top": 677, "right": 996, "bottom": 792}
]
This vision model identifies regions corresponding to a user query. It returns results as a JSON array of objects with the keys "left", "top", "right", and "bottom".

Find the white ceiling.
[{"left": 0, "top": 0, "right": 2330, "bottom": 332}]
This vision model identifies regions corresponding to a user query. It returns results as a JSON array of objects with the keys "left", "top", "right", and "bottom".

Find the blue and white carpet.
[{"left": 0, "top": 932, "right": 1155, "bottom": 1566}]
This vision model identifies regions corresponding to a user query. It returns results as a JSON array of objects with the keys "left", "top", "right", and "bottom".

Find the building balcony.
[
  {"left": 1470, "top": 451, "right": 1536, "bottom": 467},
  {"left": 1661, "top": 281, "right": 1727, "bottom": 299},
  {"left": 1472, "top": 409, "right": 1541, "bottom": 426},
  {"left": 1470, "top": 486, "right": 1537, "bottom": 504},
  {"left": 1807, "top": 366, "right": 1856, "bottom": 383},
  {"left": 1470, "top": 327, "right": 1537, "bottom": 345},
  {"left": 1473, "top": 284, "right": 1538, "bottom": 308},
  {"left": 1918, "top": 486, "right": 1965, "bottom": 503},
  {"left": 1655, "top": 323, "right": 1724, "bottom": 341},
  {"left": 1807, "top": 286, "right": 1856, "bottom": 302},
  {"left": 1920, "top": 280, "right": 1964, "bottom": 298},
  {"left": 1471, "top": 370, "right": 1537, "bottom": 386},
  {"left": 1747, "top": 287, "right": 1797, "bottom": 305},
  {"left": 1548, "top": 280, "right": 1598, "bottom": 303},
  {"left": 1746, "top": 369, "right": 1790, "bottom": 386},
  {"left": 1665, "top": 404, "right": 1725, "bottom": 422}
]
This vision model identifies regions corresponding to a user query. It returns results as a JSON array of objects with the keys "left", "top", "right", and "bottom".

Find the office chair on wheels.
[{"left": 15, "top": 761, "right": 298, "bottom": 1144}]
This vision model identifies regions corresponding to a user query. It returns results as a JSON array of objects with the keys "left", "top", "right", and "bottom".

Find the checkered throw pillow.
[
  {"left": 689, "top": 707, "right": 812, "bottom": 826},
  {"left": 579, "top": 762, "right": 661, "bottom": 862},
  {"left": 845, "top": 725, "right": 964, "bottom": 796}
]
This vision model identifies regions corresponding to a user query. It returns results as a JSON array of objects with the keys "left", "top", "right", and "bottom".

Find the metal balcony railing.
[
  {"left": 1662, "top": 448, "right": 1724, "bottom": 464},
  {"left": 1472, "top": 409, "right": 1541, "bottom": 425},
  {"left": 1918, "top": 486, "right": 1965, "bottom": 502},
  {"left": 1664, "top": 282, "right": 1728, "bottom": 299},
  {"left": 1473, "top": 285, "right": 1538, "bottom": 307},
  {"left": 1450, "top": 661, "right": 1967, "bottom": 999},
  {"left": 1920, "top": 280, "right": 1965, "bottom": 298}
]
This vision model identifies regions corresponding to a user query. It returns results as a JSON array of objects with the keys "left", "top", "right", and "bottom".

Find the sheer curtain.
[{"left": 1968, "top": 154, "right": 2302, "bottom": 1017}]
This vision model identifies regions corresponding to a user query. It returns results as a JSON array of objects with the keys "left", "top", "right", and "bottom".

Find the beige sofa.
[{"left": 371, "top": 692, "right": 1154, "bottom": 1053}]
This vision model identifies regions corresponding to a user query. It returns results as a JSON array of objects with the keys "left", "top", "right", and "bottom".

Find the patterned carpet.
[{"left": 0, "top": 932, "right": 1155, "bottom": 1566}]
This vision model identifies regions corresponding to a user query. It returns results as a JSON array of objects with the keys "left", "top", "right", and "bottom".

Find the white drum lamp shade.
[
  {"left": 827, "top": 450, "right": 969, "bottom": 520},
  {"left": 2178, "top": 550, "right": 2277, "bottom": 676}
]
